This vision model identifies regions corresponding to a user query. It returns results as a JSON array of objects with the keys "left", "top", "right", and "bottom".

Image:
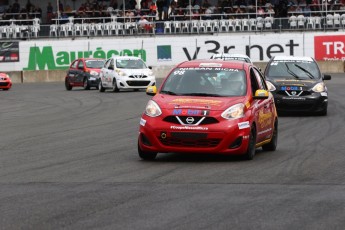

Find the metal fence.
[{"left": 0, "top": 15, "right": 344, "bottom": 40}]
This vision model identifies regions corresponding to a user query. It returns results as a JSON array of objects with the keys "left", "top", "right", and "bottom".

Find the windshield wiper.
[
  {"left": 160, "top": 90, "right": 177, "bottom": 95},
  {"left": 293, "top": 64, "right": 315, "bottom": 79},
  {"left": 285, "top": 63, "right": 300, "bottom": 79},
  {"left": 182, "top": 93, "right": 222, "bottom": 97}
]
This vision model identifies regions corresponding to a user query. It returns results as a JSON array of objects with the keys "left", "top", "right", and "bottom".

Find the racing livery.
[
  {"left": 65, "top": 58, "right": 105, "bottom": 90},
  {"left": 98, "top": 56, "right": 156, "bottom": 92},
  {"left": 0, "top": 72, "right": 12, "bottom": 90},
  {"left": 264, "top": 56, "right": 331, "bottom": 115},
  {"left": 210, "top": 53, "right": 253, "bottom": 63},
  {"left": 138, "top": 59, "right": 278, "bottom": 160}
]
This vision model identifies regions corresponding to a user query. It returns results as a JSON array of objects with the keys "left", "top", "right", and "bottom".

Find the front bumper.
[
  {"left": 138, "top": 116, "right": 251, "bottom": 155},
  {"left": 117, "top": 76, "right": 156, "bottom": 89},
  {"left": 0, "top": 81, "right": 12, "bottom": 89},
  {"left": 273, "top": 92, "right": 328, "bottom": 113}
]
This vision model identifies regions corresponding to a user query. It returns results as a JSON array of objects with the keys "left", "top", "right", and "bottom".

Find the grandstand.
[{"left": 0, "top": 0, "right": 344, "bottom": 39}]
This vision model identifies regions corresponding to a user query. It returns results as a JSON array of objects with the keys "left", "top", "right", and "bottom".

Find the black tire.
[
  {"left": 3, "top": 88, "right": 9, "bottom": 91},
  {"left": 262, "top": 121, "right": 278, "bottom": 151},
  {"left": 138, "top": 141, "right": 157, "bottom": 160},
  {"left": 83, "top": 78, "right": 90, "bottom": 90},
  {"left": 65, "top": 79, "right": 72, "bottom": 91},
  {"left": 243, "top": 125, "right": 256, "bottom": 160},
  {"left": 112, "top": 79, "right": 119, "bottom": 92},
  {"left": 99, "top": 80, "right": 105, "bottom": 92}
]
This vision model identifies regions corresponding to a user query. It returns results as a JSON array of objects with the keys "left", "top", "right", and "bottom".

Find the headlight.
[
  {"left": 145, "top": 100, "right": 162, "bottom": 117},
  {"left": 266, "top": 81, "right": 276, "bottom": 91},
  {"left": 116, "top": 69, "right": 127, "bottom": 76},
  {"left": 221, "top": 103, "right": 245, "bottom": 119},
  {"left": 312, "top": 82, "right": 326, "bottom": 92},
  {"left": 90, "top": 70, "right": 98, "bottom": 76},
  {"left": 148, "top": 70, "right": 154, "bottom": 76}
]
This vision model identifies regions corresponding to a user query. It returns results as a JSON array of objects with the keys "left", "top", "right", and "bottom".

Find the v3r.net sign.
[{"left": 314, "top": 35, "right": 345, "bottom": 61}]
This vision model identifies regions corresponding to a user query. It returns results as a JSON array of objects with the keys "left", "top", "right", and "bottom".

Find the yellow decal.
[
  {"left": 245, "top": 101, "right": 250, "bottom": 108},
  {"left": 170, "top": 98, "right": 222, "bottom": 106},
  {"left": 258, "top": 110, "right": 273, "bottom": 129}
]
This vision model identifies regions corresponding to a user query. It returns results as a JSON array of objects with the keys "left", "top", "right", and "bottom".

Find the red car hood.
[{"left": 153, "top": 94, "right": 245, "bottom": 111}]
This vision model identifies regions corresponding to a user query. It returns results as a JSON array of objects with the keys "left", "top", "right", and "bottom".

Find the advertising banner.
[
  {"left": 314, "top": 35, "right": 345, "bottom": 61},
  {"left": 0, "top": 42, "right": 19, "bottom": 62}
]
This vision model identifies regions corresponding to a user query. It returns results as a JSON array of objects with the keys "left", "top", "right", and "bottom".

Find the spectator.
[
  {"left": 12, "top": 0, "right": 20, "bottom": 13},
  {"left": 156, "top": 0, "right": 164, "bottom": 20},
  {"left": 137, "top": 16, "right": 151, "bottom": 32},
  {"left": 46, "top": 3, "right": 54, "bottom": 23}
]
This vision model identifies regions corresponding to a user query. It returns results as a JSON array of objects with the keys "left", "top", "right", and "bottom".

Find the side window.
[
  {"left": 104, "top": 59, "right": 111, "bottom": 68},
  {"left": 109, "top": 59, "right": 114, "bottom": 69},
  {"left": 253, "top": 68, "right": 267, "bottom": 90},
  {"left": 77, "top": 60, "right": 84, "bottom": 69},
  {"left": 71, "top": 60, "right": 78, "bottom": 69},
  {"left": 250, "top": 68, "right": 260, "bottom": 95}
]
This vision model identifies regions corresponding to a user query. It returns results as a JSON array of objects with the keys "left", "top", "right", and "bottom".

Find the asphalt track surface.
[{"left": 1, "top": 75, "right": 345, "bottom": 230}]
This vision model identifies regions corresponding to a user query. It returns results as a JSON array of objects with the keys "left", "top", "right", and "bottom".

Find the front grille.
[
  {"left": 276, "top": 90, "right": 311, "bottom": 96},
  {"left": 163, "top": 116, "right": 219, "bottom": 125},
  {"left": 126, "top": 80, "right": 150, "bottom": 86},
  {"left": 160, "top": 137, "right": 221, "bottom": 148},
  {"left": 171, "top": 132, "right": 208, "bottom": 139},
  {"left": 128, "top": 75, "right": 147, "bottom": 78},
  {"left": 278, "top": 103, "right": 314, "bottom": 111},
  {"left": 0, "top": 82, "right": 9, "bottom": 86}
]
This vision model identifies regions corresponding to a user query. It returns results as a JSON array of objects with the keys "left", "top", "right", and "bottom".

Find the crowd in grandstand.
[{"left": 1, "top": 0, "right": 345, "bottom": 24}]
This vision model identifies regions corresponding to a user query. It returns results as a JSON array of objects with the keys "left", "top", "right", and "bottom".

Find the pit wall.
[{"left": 7, "top": 60, "right": 345, "bottom": 84}]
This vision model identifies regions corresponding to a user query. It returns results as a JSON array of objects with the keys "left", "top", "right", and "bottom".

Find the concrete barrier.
[
  {"left": 5, "top": 61, "right": 344, "bottom": 83},
  {"left": 22, "top": 70, "right": 67, "bottom": 83}
]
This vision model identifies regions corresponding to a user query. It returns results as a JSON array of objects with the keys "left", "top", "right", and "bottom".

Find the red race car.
[
  {"left": 65, "top": 58, "right": 105, "bottom": 90},
  {"left": 0, "top": 73, "right": 12, "bottom": 90},
  {"left": 138, "top": 59, "right": 278, "bottom": 160}
]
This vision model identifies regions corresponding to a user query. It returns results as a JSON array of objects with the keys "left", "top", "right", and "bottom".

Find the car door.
[
  {"left": 101, "top": 58, "right": 113, "bottom": 87},
  {"left": 105, "top": 58, "right": 115, "bottom": 87},
  {"left": 75, "top": 60, "right": 85, "bottom": 84},
  {"left": 250, "top": 67, "right": 274, "bottom": 143},
  {"left": 67, "top": 60, "right": 79, "bottom": 84}
]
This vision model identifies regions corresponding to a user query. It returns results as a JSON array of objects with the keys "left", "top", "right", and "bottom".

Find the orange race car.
[{"left": 0, "top": 73, "right": 12, "bottom": 90}]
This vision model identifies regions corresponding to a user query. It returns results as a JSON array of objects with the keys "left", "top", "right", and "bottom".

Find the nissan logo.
[{"left": 186, "top": 117, "right": 194, "bottom": 124}]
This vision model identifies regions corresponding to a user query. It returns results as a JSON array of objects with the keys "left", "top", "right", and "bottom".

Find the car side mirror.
[
  {"left": 148, "top": 66, "right": 152, "bottom": 70},
  {"left": 78, "top": 66, "right": 84, "bottom": 70},
  {"left": 108, "top": 66, "right": 114, "bottom": 70},
  {"left": 323, "top": 74, "right": 331, "bottom": 80},
  {"left": 146, "top": 86, "right": 157, "bottom": 96},
  {"left": 253, "top": 89, "right": 269, "bottom": 99}
]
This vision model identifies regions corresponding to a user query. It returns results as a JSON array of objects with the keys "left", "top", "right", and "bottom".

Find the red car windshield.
[
  {"left": 161, "top": 68, "right": 247, "bottom": 97},
  {"left": 85, "top": 60, "right": 105, "bottom": 69}
]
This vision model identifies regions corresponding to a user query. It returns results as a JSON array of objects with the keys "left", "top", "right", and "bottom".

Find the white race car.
[{"left": 98, "top": 56, "right": 156, "bottom": 92}]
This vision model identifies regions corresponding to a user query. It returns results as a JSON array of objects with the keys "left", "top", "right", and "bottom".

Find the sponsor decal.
[
  {"left": 170, "top": 98, "right": 222, "bottom": 106},
  {"left": 24, "top": 46, "right": 147, "bottom": 70},
  {"left": 321, "top": 92, "right": 328, "bottom": 96},
  {"left": 275, "top": 79, "right": 314, "bottom": 83},
  {"left": 243, "top": 135, "right": 249, "bottom": 139},
  {"left": 282, "top": 97, "right": 306, "bottom": 100},
  {"left": 314, "top": 35, "right": 345, "bottom": 61},
  {"left": 281, "top": 86, "right": 303, "bottom": 91},
  {"left": 170, "top": 126, "right": 208, "bottom": 131},
  {"left": 172, "top": 109, "right": 210, "bottom": 116},
  {"left": 238, "top": 121, "right": 250, "bottom": 129},
  {"left": 258, "top": 128, "right": 272, "bottom": 135},
  {"left": 258, "top": 111, "right": 272, "bottom": 129},
  {"left": 140, "top": 118, "right": 146, "bottom": 126}
]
